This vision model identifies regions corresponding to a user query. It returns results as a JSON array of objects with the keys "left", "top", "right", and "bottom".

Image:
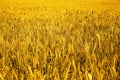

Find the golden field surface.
[{"left": 0, "top": 0, "right": 120, "bottom": 80}]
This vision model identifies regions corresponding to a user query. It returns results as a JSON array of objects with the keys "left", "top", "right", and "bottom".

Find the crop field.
[{"left": 0, "top": 0, "right": 120, "bottom": 80}]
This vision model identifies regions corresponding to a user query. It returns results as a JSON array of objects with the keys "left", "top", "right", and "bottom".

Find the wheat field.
[{"left": 0, "top": 0, "right": 120, "bottom": 80}]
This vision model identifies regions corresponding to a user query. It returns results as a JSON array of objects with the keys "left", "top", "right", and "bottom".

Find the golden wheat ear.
[{"left": 88, "top": 73, "right": 92, "bottom": 80}]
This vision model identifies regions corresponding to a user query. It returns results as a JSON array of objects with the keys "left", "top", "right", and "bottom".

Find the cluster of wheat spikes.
[{"left": 0, "top": 2, "right": 120, "bottom": 80}]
